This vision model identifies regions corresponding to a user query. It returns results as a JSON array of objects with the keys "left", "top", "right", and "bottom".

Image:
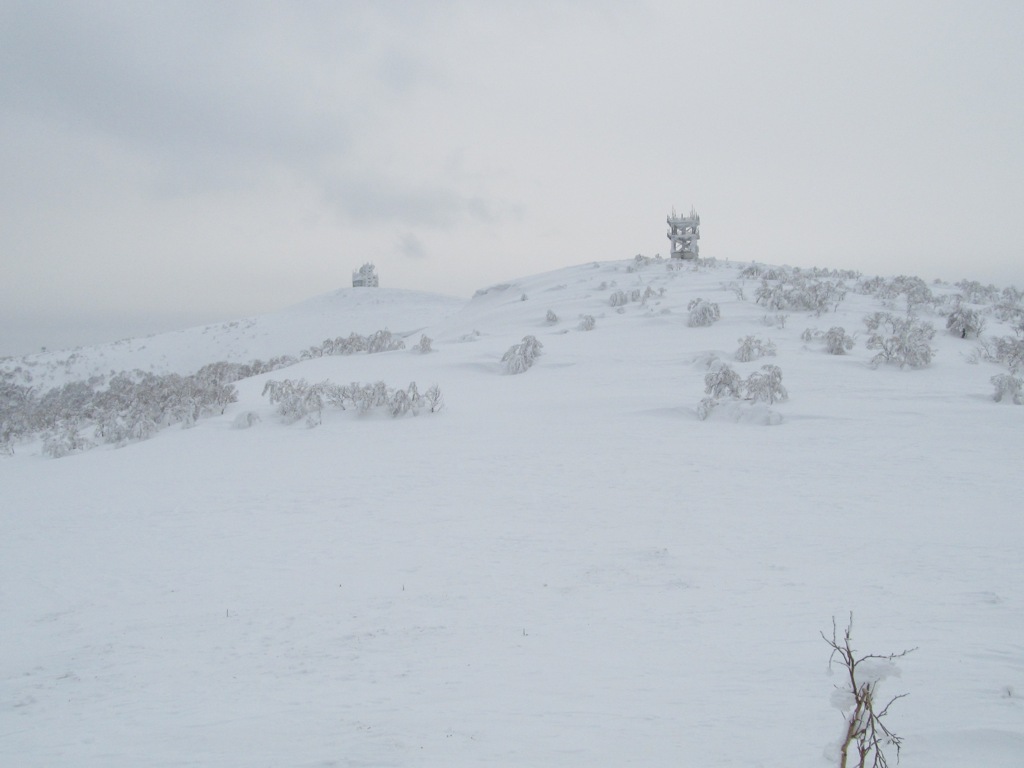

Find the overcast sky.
[{"left": 2, "top": 1, "right": 1023, "bottom": 356}]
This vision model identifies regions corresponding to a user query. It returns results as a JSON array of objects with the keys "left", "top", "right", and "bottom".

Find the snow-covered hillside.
[{"left": 2, "top": 257, "right": 1023, "bottom": 767}]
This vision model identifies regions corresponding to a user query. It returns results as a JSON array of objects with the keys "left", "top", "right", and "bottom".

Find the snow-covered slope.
[
  {"left": 1, "top": 287, "right": 463, "bottom": 390},
  {"left": 2, "top": 257, "right": 1023, "bottom": 767}
]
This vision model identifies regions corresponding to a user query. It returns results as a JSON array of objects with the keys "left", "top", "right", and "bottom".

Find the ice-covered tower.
[
  {"left": 667, "top": 207, "right": 700, "bottom": 259},
  {"left": 352, "top": 262, "right": 379, "bottom": 288}
]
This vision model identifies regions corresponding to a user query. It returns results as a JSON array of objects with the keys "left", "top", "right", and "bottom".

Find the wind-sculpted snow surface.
[{"left": 2, "top": 257, "right": 1023, "bottom": 767}]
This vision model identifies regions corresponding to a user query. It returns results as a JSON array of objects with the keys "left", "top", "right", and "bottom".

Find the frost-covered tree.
[
  {"left": 501, "top": 335, "right": 544, "bottom": 374},
  {"left": 867, "top": 274, "right": 934, "bottom": 312},
  {"left": 424, "top": 384, "right": 445, "bottom": 413},
  {"left": 970, "top": 335, "right": 1024, "bottom": 373},
  {"left": 578, "top": 315, "right": 596, "bottom": 331},
  {"left": 755, "top": 274, "right": 847, "bottom": 315},
  {"left": 864, "top": 313, "right": 936, "bottom": 369},
  {"left": 545, "top": 309, "right": 559, "bottom": 325},
  {"left": 955, "top": 279, "right": 1000, "bottom": 305},
  {"left": 944, "top": 304, "right": 985, "bottom": 339}
]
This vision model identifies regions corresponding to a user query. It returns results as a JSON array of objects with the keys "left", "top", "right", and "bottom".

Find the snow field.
[{"left": 2, "top": 258, "right": 1023, "bottom": 766}]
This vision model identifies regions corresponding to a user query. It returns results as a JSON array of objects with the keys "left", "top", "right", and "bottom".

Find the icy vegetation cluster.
[
  {"left": 754, "top": 273, "right": 849, "bottom": 316},
  {"left": 299, "top": 329, "right": 405, "bottom": 359},
  {"left": 4, "top": 257, "right": 1024, "bottom": 461},
  {"left": 698, "top": 360, "right": 788, "bottom": 420},
  {"left": 1, "top": 367, "right": 238, "bottom": 457},
  {"left": 608, "top": 285, "right": 662, "bottom": 308},
  {"left": 802, "top": 327, "right": 856, "bottom": 355},
  {"left": 734, "top": 264, "right": 1023, "bottom": 400},
  {"left": 1, "top": 327, "right": 436, "bottom": 456},
  {"left": 262, "top": 379, "right": 443, "bottom": 425}
]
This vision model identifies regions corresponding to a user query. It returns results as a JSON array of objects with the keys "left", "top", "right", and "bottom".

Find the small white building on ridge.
[{"left": 352, "top": 263, "right": 379, "bottom": 288}]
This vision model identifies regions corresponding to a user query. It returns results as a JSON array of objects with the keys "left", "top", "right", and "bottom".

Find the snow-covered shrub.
[
  {"left": 627, "top": 253, "right": 661, "bottom": 271},
  {"left": 696, "top": 397, "right": 718, "bottom": 421},
  {"left": 545, "top": 309, "right": 559, "bottom": 325},
  {"left": 740, "top": 263, "right": 784, "bottom": 280},
  {"left": 734, "top": 336, "right": 776, "bottom": 362},
  {"left": 389, "top": 388, "right": 412, "bottom": 416},
  {"left": 762, "top": 313, "right": 788, "bottom": 329},
  {"left": 744, "top": 364, "right": 788, "bottom": 404},
  {"left": 424, "top": 384, "right": 445, "bottom": 413},
  {"left": 698, "top": 363, "right": 788, "bottom": 420},
  {"left": 825, "top": 327, "right": 855, "bottom": 355},
  {"left": 42, "top": 426, "right": 92, "bottom": 458},
  {"left": 609, "top": 289, "right": 628, "bottom": 307},
  {"left": 366, "top": 329, "right": 405, "bottom": 354},
  {"left": 642, "top": 286, "right": 662, "bottom": 304},
  {"left": 501, "top": 335, "right": 544, "bottom": 374},
  {"left": 944, "top": 304, "right": 985, "bottom": 339},
  {"left": 41, "top": 419, "right": 96, "bottom": 458},
  {"left": 0, "top": 372, "right": 36, "bottom": 449},
  {"left": 704, "top": 363, "right": 743, "bottom": 399},
  {"left": 232, "top": 411, "right": 261, "bottom": 429},
  {"left": 864, "top": 313, "right": 936, "bottom": 369},
  {"left": 687, "top": 298, "right": 721, "bottom": 327},
  {"left": 991, "top": 374, "right": 1022, "bottom": 404},
  {"left": 805, "top": 327, "right": 855, "bottom": 355},
  {"left": 413, "top": 334, "right": 433, "bottom": 354},
  {"left": 578, "top": 315, "right": 596, "bottom": 331},
  {"left": 262, "top": 378, "right": 326, "bottom": 425}
]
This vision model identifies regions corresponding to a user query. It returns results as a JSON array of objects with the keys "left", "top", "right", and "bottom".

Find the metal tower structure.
[{"left": 667, "top": 207, "right": 700, "bottom": 259}]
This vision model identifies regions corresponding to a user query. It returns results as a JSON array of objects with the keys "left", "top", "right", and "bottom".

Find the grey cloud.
[
  {"left": 0, "top": 3, "right": 435, "bottom": 190},
  {"left": 325, "top": 177, "right": 494, "bottom": 229},
  {"left": 398, "top": 232, "right": 427, "bottom": 260}
]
